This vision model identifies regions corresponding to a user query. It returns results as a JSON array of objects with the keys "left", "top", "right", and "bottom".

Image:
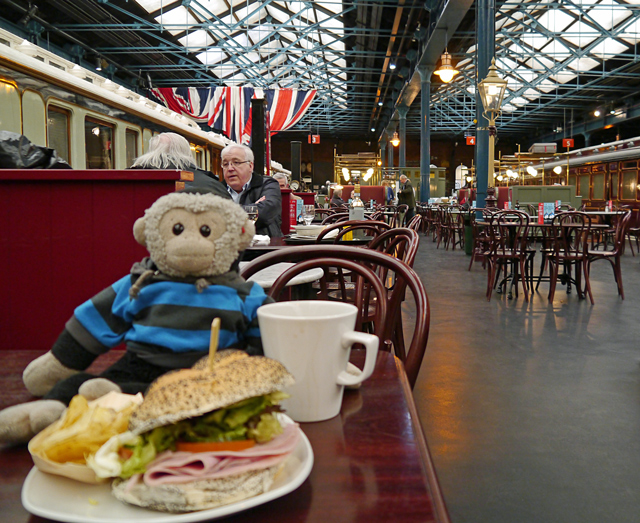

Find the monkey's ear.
[
  {"left": 237, "top": 218, "right": 255, "bottom": 250},
  {"left": 133, "top": 217, "right": 147, "bottom": 246}
]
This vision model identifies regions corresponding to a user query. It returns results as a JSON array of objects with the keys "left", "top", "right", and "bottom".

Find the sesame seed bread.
[
  {"left": 128, "top": 350, "right": 294, "bottom": 435},
  {"left": 111, "top": 463, "right": 283, "bottom": 513}
]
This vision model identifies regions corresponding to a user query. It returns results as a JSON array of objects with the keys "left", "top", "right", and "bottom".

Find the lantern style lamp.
[
  {"left": 391, "top": 131, "right": 400, "bottom": 147},
  {"left": 477, "top": 58, "right": 507, "bottom": 189}
]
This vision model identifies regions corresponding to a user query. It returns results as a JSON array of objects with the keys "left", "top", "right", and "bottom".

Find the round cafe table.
[{"left": 238, "top": 261, "right": 324, "bottom": 289}]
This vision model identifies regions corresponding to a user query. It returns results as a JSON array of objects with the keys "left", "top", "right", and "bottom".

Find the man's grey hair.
[
  {"left": 131, "top": 132, "right": 197, "bottom": 171},
  {"left": 272, "top": 172, "right": 288, "bottom": 181},
  {"left": 400, "top": 174, "right": 408, "bottom": 181},
  {"left": 221, "top": 144, "right": 254, "bottom": 163}
]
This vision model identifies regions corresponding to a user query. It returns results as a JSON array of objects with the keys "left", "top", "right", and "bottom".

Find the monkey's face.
[{"left": 158, "top": 208, "right": 227, "bottom": 274}]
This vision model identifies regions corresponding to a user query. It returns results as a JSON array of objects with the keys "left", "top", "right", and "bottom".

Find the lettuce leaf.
[{"left": 117, "top": 392, "right": 288, "bottom": 478}]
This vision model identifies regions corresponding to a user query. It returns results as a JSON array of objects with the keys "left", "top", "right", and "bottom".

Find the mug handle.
[{"left": 336, "top": 331, "right": 379, "bottom": 386}]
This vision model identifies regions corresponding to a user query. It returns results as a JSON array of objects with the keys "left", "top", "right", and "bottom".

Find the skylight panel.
[
  {"left": 589, "top": 37, "right": 629, "bottom": 58},
  {"left": 227, "top": 72, "right": 247, "bottom": 84},
  {"left": 542, "top": 38, "right": 571, "bottom": 61},
  {"left": 514, "top": 69, "right": 537, "bottom": 82},
  {"left": 244, "top": 51, "right": 260, "bottom": 64},
  {"left": 525, "top": 55, "right": 554, "bottom": 70},
  {"left": 502, "top": 104, "right": 517, "bottom": 112},
  {"left": 267, "top": 6, "right": 289, "bottom": 24},
  {"left": 550, "top": 70, "right": 577, "bottom": 83},
  {"left": 321, "top": 0, "right": 343, "bottom": 15},
  {"left": 228, "top": 33, "right": 249, "bottom": 50},
  {"left": 135, "top": 0, "right": 166, "bottom": 14},
  {"left": 522, "top": 33, "right": 550, "bottom": 51},
  {"left": 537, "top": 80, "right": 557, "bottom": 93},
  {"left": 191, "top": 0, "right": 227, "bottom": 16},
  {"left": 210, "top": 65, "right": 237, "bottom": 78},
  {"left": 537, "top": 10, "right": 574, "bottom": 32},
  {"left": 523, "top": 89, "right": 541, "bottom": 101},
  {"left": 510, "top": 97, "right": 528, "bottom": 107},
  {"left": 248, "top": 27, "right": 274, "bottom": 45},
  {"left": 196, "top": 48, "right": 226, "bottom": 65},
  {"left": 620, "top": 19, "right": 640, "bottom": 43},
  {"left": 154, "top": 7, "right": 199, "bottom": 35},
  {"left": 566, "top": 56, "right": 599, "bottom": 71},
  {"left": 596, "top": 5, "right": 632, "bottom": 30},
  {"left": 328, "top": 40, "right": 345, "bottom": 52},
  {"left": 178, "top": 30, "right": 214, "bottom": 50},
  {"left": 563, "top": 21, "right": 598, "bottom": 47}
]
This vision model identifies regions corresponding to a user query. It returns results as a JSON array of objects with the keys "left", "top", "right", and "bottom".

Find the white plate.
[{"left": 22, "top": 419, "right": 313, "bottom": 523}]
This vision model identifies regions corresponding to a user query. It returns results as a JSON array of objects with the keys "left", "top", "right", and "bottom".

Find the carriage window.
[
  {"left": 578, "top": 175, "right": 590, "bottom": 199},
  {"left": 621, "top": 171, "right": 637, "bottom": 200},
  {"left": 47, "top": 106, "right": 70, "bottom": 165},
  {"left": 125, "top": 129, "right": 138, "bottom": 167},
  {"left": 194, "top": 146, "right": 204, "bottom": 168},
  {"left": 85, "top": 118, "right": 113, "bottom": 169},
  {"left": 611, "top": 172, "right": 618, "bottom": 199},
  {"left": 592, "top": 173, "right": 605, "bottom": 200}
]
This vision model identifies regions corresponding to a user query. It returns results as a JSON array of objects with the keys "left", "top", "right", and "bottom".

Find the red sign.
[
  {"left": 538, "top": 203, "right": 544, "bottom": 225},
  {"left": 308, "top": 134, "right": 320, "bottom": 144},
  {"left": 289, "top": 199, "right": 297, "bottom": 227},
  {"left": 466, "top": 136, "right": 475, "bottom": 145},
  {"left": 562, "top": 138, "right": 574, "bottom": 148}
]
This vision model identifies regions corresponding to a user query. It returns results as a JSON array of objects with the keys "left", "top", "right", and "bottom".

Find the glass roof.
[
  {"left": 417, "top": 0, "right": 640, "bottom": 137},
  {"left": 132, "top": 0, "right": 349, "bottom": 125}
]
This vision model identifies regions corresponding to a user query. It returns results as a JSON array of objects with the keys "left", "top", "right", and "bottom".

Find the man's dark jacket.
[{"left": 235, "top": 174, "right": 283, "bottom": 237}]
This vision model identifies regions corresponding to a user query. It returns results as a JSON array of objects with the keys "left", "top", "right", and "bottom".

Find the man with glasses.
[{"left": 221, "top": 144, "right": 282, "bottom": 237}]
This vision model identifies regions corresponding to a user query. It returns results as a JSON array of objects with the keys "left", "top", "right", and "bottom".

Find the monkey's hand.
[{"left": 23, "top": 352, "right": 80, "bottom": 397}]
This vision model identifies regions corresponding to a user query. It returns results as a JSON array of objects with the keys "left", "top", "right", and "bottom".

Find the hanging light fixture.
[
  {"left": 391, "top": 131, "right": 400, "bottom": 147},
  {"left": 433, "top": 50, "right": 459, "bottom": 83},
  {"left": 342, "top": 167, "right": 350, "bottom": 181}
]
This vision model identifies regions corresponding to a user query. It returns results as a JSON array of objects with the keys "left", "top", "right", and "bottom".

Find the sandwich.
[{"left": 88, "top": 349, "right": 298, "bottom": 513}]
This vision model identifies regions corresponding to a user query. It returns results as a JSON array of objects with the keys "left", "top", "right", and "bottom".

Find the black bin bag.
[{"left": 0, "top": 131, "right": 72, "bottom": 169}]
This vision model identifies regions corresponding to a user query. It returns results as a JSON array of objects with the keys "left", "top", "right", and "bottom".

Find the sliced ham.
[{"left": 143, "top": 423, "right": 300, "bottom": 486}]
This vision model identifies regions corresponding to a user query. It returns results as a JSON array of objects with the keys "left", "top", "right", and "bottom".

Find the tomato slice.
[{"left": 175, "top": 440, "right": 256, "bottom": 453}]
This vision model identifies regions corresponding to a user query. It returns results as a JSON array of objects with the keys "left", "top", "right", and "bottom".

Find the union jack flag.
[{"left": 147, "top": 87, "right": 317, "bottom": 145}]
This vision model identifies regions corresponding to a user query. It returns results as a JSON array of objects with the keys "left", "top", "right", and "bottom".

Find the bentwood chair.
[
  {"left": 315, "top": 220, "right": 391, "bottom": 243},
  {"left": 547, "top": 211, "right": 594, "bottom": 304},
  {"left": 445, "top": 206, "right": 465, "bottom": 251},
  {"left": 485, "top": 210, "right": 531, "bottom": 301},
  {"left": 586, "top": 210, "right": 631, "bottom": 300},
  {"left": 321, "top": 212, "right": 350, "bottom": 224},
  {"left": 240, "top": 245, "right": 430, "bottom": 388},
  {"left": 626, "top": 209, "right": 640, "bottom": 256},
  {"left": 407, "top": 214, "right": 424, "bottom": 233}
]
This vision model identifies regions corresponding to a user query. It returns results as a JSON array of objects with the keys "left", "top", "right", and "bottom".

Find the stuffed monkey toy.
[{"left": 0, "top": 191, "right": 270, "bottom": 445}]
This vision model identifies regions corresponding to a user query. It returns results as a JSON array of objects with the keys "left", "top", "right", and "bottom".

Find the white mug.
[{"left": 257, "top": 300, "right": 379, "bottom": 422}]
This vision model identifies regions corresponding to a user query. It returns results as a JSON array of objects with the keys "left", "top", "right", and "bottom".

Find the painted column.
[
  {"left": 397, "top": 105, "right": 409, "bottom": 171},
  {"left": 475, "top": 0, "right": 495, "bottom": 214},
  {"left": 388, "top": 131, "right": 394, "bottom": 169},
  {"left": 380, "top": 140, "right": 387, "bottom": 169},
  {"left": 417, "top": 65, "right": 434, "bottom": 203}
]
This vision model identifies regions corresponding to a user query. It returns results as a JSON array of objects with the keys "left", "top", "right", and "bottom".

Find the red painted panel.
[{"left": 0, "top": 171, "right": 181, "bottom": 351}]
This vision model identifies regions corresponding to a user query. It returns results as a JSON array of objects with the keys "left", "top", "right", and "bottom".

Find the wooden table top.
[{"left": 0, "top": 350, "right": 449, "bottom": 523}]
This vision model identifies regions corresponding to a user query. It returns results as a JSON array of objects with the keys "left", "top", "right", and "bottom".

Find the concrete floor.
[{"left": 411, "top": 237, "right": 640, "bottom": 523}]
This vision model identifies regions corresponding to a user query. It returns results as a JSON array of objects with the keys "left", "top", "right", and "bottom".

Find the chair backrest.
[
  {"left": 612, "top": 210, "right": 632, "bottom": 254},
  {"left": 321, "top": 212, "right": 350, "bottom": 224},
  {"left": 240, "top": 245, "right": 430, "bottom": 388},
  {"left": 488, "top": 210, "right": 530, "bottom": 256},
  {"left": 407, "top": 214, "right": 423, "bottom": 232},
  {"left": 551, "top": 211, "right": 591, "bottom": 255},
  {"left": 368, "top": 227, "right": 420, "bottom": 268},
  {"left": 316, "top": 219, "right": 391, "bottom": 243}
]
